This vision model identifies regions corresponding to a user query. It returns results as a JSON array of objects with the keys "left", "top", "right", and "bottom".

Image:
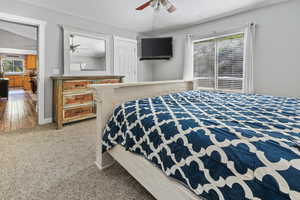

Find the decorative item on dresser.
[{"left": 51, "top": 76, "right": 123, "bottom": 129}]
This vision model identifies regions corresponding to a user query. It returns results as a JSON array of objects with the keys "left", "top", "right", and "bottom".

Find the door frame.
[
  {"left": 113, "top": 36, "right": 138, "bottom": 82},
  {"left": 0, "top": 12, "right": 48, "bottom": 125}
]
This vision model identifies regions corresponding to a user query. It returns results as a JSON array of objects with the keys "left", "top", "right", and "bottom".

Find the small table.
[{"left": 0, "top": 78, "right": 9, "bottom": 99}]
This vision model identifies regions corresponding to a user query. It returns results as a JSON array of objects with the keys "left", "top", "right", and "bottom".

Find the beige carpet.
[{"left": 0, "top": 120, "right": 154, "bottom": 200}]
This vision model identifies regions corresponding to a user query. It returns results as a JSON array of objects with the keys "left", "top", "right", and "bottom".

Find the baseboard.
[{"left": 39, "top": 117, "right": 53, "bottom": 125}]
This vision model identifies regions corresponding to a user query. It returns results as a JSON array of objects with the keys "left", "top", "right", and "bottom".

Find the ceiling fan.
[
  {"left": 70, "top": 34, "right": 81, "bottom": 53},
  {"left": 136, "top": 0, "right": 176, "bottom": 13}
]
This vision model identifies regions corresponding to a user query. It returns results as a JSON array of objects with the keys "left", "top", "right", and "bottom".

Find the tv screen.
[{"left": 141, "top": 37, "right": 173, "bottom": 60}]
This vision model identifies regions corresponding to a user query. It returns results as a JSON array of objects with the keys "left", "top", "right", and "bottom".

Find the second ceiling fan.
[{"left": 136, "top": 0, "right": 176, "bottom": 13}]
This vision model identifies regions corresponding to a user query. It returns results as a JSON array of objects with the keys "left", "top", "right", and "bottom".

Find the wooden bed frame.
[{"left": 91, "top": 80, "right": 205, "bottom": 200}]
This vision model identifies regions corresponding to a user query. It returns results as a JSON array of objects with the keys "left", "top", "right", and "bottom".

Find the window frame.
[
  {"left": 1, "top": 57, "right": 25, "bottom": 75},
  {"left": 192, "top": 31, "right": 245, "bottom": 93}
]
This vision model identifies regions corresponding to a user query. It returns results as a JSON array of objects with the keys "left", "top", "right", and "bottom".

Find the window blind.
[{"left": 193, "top": 33, "right": 245, "bottom": 91}]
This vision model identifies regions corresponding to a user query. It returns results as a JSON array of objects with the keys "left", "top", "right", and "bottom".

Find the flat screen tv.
[{"left": 140, "top": 37, "right": 173, "bottom": 60}]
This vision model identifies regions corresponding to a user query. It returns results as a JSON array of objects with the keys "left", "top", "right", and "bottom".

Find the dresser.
[{"left": 51, "top": 76, "right": 123, "bottom": 129}]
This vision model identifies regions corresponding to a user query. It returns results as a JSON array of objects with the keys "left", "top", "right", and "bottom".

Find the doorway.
[
  {"left": 0, "top": 20, "right": 38, "bottom": 132},
  {"left": 0, "top": 13, "right": 46, "bottom": 133}
]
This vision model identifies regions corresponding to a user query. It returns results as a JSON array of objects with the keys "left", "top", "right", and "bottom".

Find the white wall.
[
  {"left": 151, "top": 0, "right": 300, "bottom": 98},
  {"left": 0, "top": 0, "right": 142, "bottom": 119},
  {"left": 137, "top": 35, "right": 153, "bottom": 82},
  {"left": 138, "top": 60, "right": 153, "bottom": 82}
]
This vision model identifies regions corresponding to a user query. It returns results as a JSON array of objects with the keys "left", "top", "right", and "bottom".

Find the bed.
[{"left": 91, "top": 80, "right": 300, "bottom": 200}]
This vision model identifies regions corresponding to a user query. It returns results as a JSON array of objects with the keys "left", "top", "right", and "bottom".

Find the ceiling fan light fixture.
[
  {"left": 135, "top": 0, "right": 176, "bottom": 13},
  {"left": 167, "top": 5, "right": 176, "bottom": 13},
  {"left": 161, "top": 0, "right": 176, "bottom": 13},
  {"left": 151, "top": 0, "right": 158, "bottom": 8}
]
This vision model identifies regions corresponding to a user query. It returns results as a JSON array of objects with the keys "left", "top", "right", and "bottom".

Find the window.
[
  {"left": 193, "top": 33, "right": 245, "bottom": 92},
  {"left": 1, "top": 58, "right": 25, "bottom": 74}
]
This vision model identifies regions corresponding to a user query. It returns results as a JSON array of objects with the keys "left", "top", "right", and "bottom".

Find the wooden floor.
[{"left": 0, "top": 88, "right": 37, "bottom": 133}]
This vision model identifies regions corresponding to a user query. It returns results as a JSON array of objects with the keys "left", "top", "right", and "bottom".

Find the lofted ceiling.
[
  {"left": 0, "top": 20, "right": 37, "bottom": 40},
  {"left": 19, "top": 0, "right": 282, "bottom": 33},
  {"left": 0, "top": 20, "right": 37, "bottom": 51}
]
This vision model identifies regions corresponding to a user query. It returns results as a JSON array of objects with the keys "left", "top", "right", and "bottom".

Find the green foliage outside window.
[{"left": 1, "top": 58, "right": 24, "bottom": 74}]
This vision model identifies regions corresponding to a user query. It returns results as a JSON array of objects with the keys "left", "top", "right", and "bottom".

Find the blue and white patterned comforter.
[{"left": 102, "top": 90, "right": 300, "bottom": 200}]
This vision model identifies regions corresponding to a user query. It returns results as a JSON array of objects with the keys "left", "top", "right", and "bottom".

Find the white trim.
[
  {"left": 0, "top": 12, "right": 48, "bottom": 125},
  {"left": 0, "top": 48, "right": 37, "bottom": 55},
  {"left": 42, "top": 118, "right": 53, "bottom": 124},
  {"left": 113, "top": 36, "right": 137, "bottom": 44}
]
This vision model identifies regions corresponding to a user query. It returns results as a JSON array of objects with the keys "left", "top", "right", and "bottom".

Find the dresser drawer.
[
  {"left": 63, "top": 92, "right": 93, "bottom": 106},
  {"left": 63, "top": 80, "right": 91, "bottom": 92},
  {"left": 94, "top": 79, "right": 120, "bottom": 84},
  {"left": 63, "top": 105, "right": 95, "bottom": 122}
]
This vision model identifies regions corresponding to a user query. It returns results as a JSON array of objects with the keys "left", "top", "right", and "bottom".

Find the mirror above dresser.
[{"left": 62, "top": 25, "right": 111, "bottom": 76}]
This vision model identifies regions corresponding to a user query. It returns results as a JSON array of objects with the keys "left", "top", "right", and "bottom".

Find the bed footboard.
[{"left": 91, "top": 80, "right": 193, "bottom": 169}]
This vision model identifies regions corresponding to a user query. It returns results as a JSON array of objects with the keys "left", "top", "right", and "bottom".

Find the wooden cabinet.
[
  {"left": 4, "top": 75, "right": 32, "bottom": 90},
  {"left": 51, "top": 76, "right": 123, "bottom": 129},
  {"left": 5, "top": 75, "right": 24, "bottom": 88},
  {"left": 15, "top": 76, "right": 23, "bottom": 87},
  {"left": 63, "top": 80, "right": 91, "bottom": 91},
  {"left": 25, "top": 55, "right": 37, "bottom": 70},
  {"left": 7, "top": 76, "right": 15, "bottom": 87},
  {"left": 23, "top": 76, "right": 32, "bottom": 91}
]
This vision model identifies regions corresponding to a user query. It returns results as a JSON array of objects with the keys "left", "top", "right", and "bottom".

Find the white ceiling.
[{"left": 19, "top": 0, "right": 281, "bottom": 33}]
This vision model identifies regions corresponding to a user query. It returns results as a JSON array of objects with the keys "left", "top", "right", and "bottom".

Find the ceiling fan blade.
[
  {"left": 72, "top": 44, "right": 81, "bottom": 49},
  {"left": 161, "top": 0, "right": 176, "bottom": 13},
  {"left": 136, "top": 0, "right": 153, "bottom": 10}
]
